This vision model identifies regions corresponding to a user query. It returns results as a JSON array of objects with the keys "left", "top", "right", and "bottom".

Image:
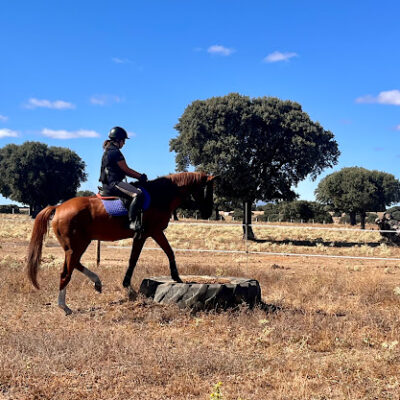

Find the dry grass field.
[{"left": 1, "top": 214, "right": 400, "bottom": 399}]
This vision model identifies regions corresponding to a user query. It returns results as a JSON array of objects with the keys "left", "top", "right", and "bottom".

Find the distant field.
[{"left": 1, "top": 214, "right": 400, "bottom": 399}]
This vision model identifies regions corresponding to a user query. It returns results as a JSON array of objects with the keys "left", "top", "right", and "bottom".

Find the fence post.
[
  {"left": 244, "top": 202, "right": 249, "bottom": 265},
  {"left": 96, "top": 240, "right": 101, "bottom": 268}
]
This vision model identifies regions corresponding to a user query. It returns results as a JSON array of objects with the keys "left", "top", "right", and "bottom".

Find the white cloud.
[
  {"left": 0, "top": 128, "right": 18, "bottom": 138},
  {"left": 263, "top": 51, "right": 298, "bottom": 63},
  {"left": 356, "top": 90, "right": 400, "bottom": 105},
  {"left": 207, "top": 45, "right": 235, "bottom": 56},
  {"left": 90, "top": 95, "right": 123, "bottom": 106},
  {"left": 112, "top": 57, "right": 133, "bottom": 64},
  {"left": 25, "top": 98, "right": 75, "bottom": 110},
  {"left": 41, "top": 128, "right": 100, "bottom": 139},
  {"left": 0, "top": 115, "right": 8, "bottom": 122},
  {"left": 378, "top": 90, "right": 400, "bottom": 105}
]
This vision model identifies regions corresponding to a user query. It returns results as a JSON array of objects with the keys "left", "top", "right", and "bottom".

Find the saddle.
[{"left": 96, "top": 187, "right": 151, "bottom": 217}]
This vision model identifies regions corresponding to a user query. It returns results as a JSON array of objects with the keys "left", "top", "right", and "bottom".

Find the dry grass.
[{"left": 1, "top": 215, "right": 400, "bottom": 399}]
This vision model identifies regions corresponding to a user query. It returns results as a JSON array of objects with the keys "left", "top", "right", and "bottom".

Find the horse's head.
[
  {"left": 167, "top": 172, "right": 217, "bottom": 219},
  {"left": 191, "top": 175, "right": 216, "bottom": 219}
]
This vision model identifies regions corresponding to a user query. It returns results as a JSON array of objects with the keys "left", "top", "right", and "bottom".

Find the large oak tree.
[
  {"left": 0, "top": 141, "right": 87, "bottom": 215},
  {"left": 170, "top": 93, "right": 340, "bottom": 239},
  {"left": 315, "top": 167, "right": 400, "bottom": 229}
]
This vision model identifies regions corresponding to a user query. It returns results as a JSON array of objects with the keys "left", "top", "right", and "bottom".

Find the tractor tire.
[{"left": 139, "top": 275, "right": 261, "bottom": 311}]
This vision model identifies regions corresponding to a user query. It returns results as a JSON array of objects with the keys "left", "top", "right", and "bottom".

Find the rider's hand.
[{"left": 139, "top": 173, "right": 148, "bottom": 183}]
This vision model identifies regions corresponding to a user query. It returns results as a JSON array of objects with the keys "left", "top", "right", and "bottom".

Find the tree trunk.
[
  {"left": 30, "top": 205, "right": 39, "bottom": 219},
  {"left": 349, "top": 211, "right": 356, "bottom": 226},
  {"left": 242, "top": 201, "right": 256, "bottom": 240},
  {"left": 214, "top": 205, "right": 220, "bottom": 221},
  {"left": 360, "top": 211, "right": 366, "bottom": 230}
]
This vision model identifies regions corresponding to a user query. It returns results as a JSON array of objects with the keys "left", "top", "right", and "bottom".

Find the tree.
[
  {"left": 0, "top": 141, "right": 87, "bottom": 215},
  {"left": 76, "top": 190, "right": 95, "bottom": 197},
  {"left": 279, "top": 200, "right": 315, "bottom": 222},
  {"left": 315, "top": 167, "right": 400, "bottom": 229},
  {"left": 258, "top": 200, "right": 333, "bottom": 223},
  {"left": 0, "top": 204, "right": 20, "bottom": 214},
  {"left": 170, "top": 93, "right": 339, "bottom": 239}
]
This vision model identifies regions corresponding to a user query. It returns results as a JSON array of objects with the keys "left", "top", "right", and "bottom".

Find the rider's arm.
[{"left": 117, "top": 159, "right": 142, "bottom": 179}]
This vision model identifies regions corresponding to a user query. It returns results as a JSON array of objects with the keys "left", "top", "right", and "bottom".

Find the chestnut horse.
[{"left": 27, "top": 172, "right": 215, "bottom": 315}]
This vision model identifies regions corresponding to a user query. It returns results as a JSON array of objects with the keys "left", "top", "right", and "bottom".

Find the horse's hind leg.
[
  {"left": 76, "top": 263, "right": 102, "bottom": 293},
  {"left": 58, "top": 253, "right": 73, "bottom": 315},
  {"left": 58, "top": 239, "right": 91, "bottom": 315}
]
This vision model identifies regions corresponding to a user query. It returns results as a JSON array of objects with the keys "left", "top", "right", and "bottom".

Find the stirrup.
[
  {"left": 129, "top": 220, "right": 143, "bottom": 232},
  {"left": 129, "top": 213, "right": 143, "bottom": 232}
]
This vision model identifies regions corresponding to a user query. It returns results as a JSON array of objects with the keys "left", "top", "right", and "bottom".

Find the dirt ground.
[{"left": 1, "top": 215, "right": 400, "bottom": 399}]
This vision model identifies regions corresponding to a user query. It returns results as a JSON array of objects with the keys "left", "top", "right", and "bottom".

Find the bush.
[
  {"left": 386, "top": 206, "right": 400, "bottom": 221},
  {"left": 264, "top": 200, "right": 333, "bottom": 223},
  {"left": 0, "top": 204, "right": 20, "bottom": 214},
  {"left": 232, "top": 208, "right": 244, "bottom": 220},
  {"left": 211, "top": 210, "right": 225, "bottom": 221},
  {"left": 258, "top": 213, "right": 281, "bottom": 222},
  {"left": 366, "top": 213, "right": 378, "bottom": 224},
  {"left": 339, "top": 214, "right": 361, "bottom": 224}
]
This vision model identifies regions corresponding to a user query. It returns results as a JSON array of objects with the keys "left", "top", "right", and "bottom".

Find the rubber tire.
[{"left": 139, "top": 275, "right": 262, "bottom": 311}]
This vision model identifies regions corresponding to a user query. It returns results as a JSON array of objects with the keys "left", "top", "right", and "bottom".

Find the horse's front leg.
[
  {"left": 152, "top": 231, "right": 182, "bottom": 283},
  {"left": 122, "top": 236, "right": 146, "bottom": 300}
]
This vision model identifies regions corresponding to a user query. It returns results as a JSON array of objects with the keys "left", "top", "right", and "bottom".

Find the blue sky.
[{"left": 1, "top": 1, "right": 400, "bottom": 205}]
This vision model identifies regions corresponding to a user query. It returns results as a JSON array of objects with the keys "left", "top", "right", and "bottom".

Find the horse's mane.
[
  {"left": 137, "top": 172, "right": 208, "bottom": 210},
  {"left": 165, "top": 172, "right": 208, "bottom": 187}
]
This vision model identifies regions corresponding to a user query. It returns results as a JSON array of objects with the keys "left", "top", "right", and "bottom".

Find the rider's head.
[{"left": 108, "top": 126, "right": 129, "bottom": 147}]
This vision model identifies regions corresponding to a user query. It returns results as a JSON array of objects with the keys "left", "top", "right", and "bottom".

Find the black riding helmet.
[{"left": 108, "top": 126, "right": 129, "bottom": 141}]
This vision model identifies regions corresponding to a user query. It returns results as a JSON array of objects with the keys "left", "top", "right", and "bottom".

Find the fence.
[{"left": 100, "top": 220, "right": 400, "bottom": 265}]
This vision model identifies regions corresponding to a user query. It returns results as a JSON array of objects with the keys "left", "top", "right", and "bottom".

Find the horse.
[{"left": 27, "top": 172, "right": 215, "bottom": 315}]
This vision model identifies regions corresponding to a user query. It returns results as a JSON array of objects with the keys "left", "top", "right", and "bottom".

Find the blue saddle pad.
[
  {"left": 139, "top": 186, "right": 151, "bottom": 210},
  {"left": 100, "top": 187, "right": 151, "bottom": 217},
  {"left": 101, "top": 199, "right": 128, "bottom": 216}
]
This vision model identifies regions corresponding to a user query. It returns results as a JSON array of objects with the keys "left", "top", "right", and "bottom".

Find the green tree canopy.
[
  {"left": 315, "top": 167, "right": 400, "bottom": 228},
  {"left": 170, "top": 93, "right": 340, "bottom": 238},
  {"left": 0, "top": 141, "right": 87, "bottom": 213},
  {"left": 76, "top": 190, "right": 95, "bottom": 197}
]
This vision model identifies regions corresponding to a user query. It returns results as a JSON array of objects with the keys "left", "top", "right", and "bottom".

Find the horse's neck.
[
  {"left": 168, "top": 180, "right": 196, "bottom": 212},
  {"left": 168, "top": 172, "right": 204, "bottom": 191}
]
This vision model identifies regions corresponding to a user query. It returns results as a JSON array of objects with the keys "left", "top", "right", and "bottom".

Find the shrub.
[
  {"left": 0, "top": 204, "right": 20, "bottom": 214},
  {"left": 386, "top": 206, "right": 400, "bottom": 220}
]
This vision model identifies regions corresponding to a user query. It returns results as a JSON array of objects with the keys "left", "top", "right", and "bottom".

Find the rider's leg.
[
  {"left": 128, "top": 193, "right": 144, "bottom": 231},
  {"left": 115, "top": 182, "right": 144, "bottom": 231}
]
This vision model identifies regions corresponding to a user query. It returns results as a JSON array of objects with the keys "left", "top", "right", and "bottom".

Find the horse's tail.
[{"left": 27, "top": 205, "right": 58, "bottom": 289}]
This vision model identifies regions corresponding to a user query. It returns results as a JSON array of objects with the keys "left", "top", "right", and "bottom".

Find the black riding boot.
[{"left": 128, "top": 193, "right": 144, "bottom": 232}]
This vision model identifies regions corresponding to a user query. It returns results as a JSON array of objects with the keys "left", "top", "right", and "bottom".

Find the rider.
[{"left": 99, "top": 126, "right": 147, "bottom": 232}]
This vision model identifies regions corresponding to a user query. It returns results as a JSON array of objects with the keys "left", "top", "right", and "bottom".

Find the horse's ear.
[{"left": 207, "top": 175, "right": 219, "bottom": 182}]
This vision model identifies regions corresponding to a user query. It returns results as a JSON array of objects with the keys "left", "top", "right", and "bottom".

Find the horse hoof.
[
  {"left": 126, "top": 287, "right": 138, "bottom": 301},
  {"left": 95, "top": 282, "right": 102, "bottom": 293},
  {"left": 173, "top": 276, "right": 183, "bottom": 283},
  {"left": 59, "top": 306, "right": 72, "bottom": 316}
]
